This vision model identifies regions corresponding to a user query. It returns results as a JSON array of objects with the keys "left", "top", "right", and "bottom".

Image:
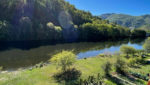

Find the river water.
[{"left": 0, "top": 38, "right": 146, "bottom": 71}]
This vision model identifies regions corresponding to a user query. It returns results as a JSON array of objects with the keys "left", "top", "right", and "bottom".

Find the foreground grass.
[
  {"left": 0, "top": 56, "right": 117, "bottom": 85},
  {"left": 0, "top": 54, "right": 149, "bottom": 85}
]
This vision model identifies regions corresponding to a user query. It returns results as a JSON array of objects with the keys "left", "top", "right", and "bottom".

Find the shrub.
[
  {"left": 54, "top": 68, "right": 81, "bottom": 82},
  {"left": 115, "top": 57, "right": 128, "bottom": 75},
  {"left": 79, "top": 73, "right": 104, "bottom": 85},
  {"left": 129, "top": 71, "right": 149, "bottom": 81},
  {"left": 128, "top": 58, "right": 137, "bottom": 67},
  {"left": 128, "top": 57, "right": 144, "bottom": 67},
  {"left": 103, "top": 61, "right": 112, "bottom": 76},
  {"left": 120, "top": 45, "right": 137, "bottom": 57},
  {"left": 50, "top": 51, "right": 77, "bottom": 71},
  {"left": 143, "top": 37, "right": 150, "bottom": 53}
]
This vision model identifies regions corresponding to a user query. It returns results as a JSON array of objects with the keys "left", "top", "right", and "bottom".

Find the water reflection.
[
  {"left": 77, "top": 42, "right": 144, "bottom": 59},
  {"left": 0, "top": 38, "right": 146, "bottom": 70}
]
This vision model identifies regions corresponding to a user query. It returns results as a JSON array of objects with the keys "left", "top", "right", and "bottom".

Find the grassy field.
[
  {"left": 0, "top": 56, "right": 117, "bottom": 85},
  {"left": 0, "top": 54, "right": 149, "bottom": 85}
]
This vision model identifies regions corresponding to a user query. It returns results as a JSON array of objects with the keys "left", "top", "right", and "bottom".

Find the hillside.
[
  {"left": 0, "top": 0, "right": 93, "bottom": 41},
  {"left": 0, "top": 0, "right": 134, "bottom": 42},
  {"left": 100, "top": 13, "right": 150, "bottom": 31}
]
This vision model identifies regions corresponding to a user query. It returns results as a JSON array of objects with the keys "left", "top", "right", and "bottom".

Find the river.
[{"left": 0, "top": 38, "right": 146, "bottom": 71}]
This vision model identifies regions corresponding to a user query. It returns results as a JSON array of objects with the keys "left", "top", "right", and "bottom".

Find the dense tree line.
[
  {"left": 0, "top": 0, "right": 146, "bottom": 42},
  {"left": 79, "top": 22, "right": 130, "bottom": 41},
  {"left": 131, "top": 29, "right": 146, "bottom": 38}
]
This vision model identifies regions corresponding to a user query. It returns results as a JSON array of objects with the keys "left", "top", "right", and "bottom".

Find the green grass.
[
  {"left": 129, "top": 53, "right": 150, "bottom": 75},
  {"left": 0, "top": 54, "right": 149, "bottom": 85},
  {"left": 0, "top": 56, "right": 117, "bottom": 85}
]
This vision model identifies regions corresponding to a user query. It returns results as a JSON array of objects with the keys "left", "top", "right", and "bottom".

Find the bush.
[
  {"left": 129, "top": 71, "right": 149, "bottom": 81},
  {"left": 103, "top": 61, "right": 112, "bottom": 76},
  {"left": 128, "top": 58, "right": 137, "bottom": 67},
  {"left": 115, "top": 57, "right": 128, "bottom": 75},
  {"left": 50, "top": 51, "right": 77, "bottom": 71},
  {"left": 143, "top": 37, "right": 150, "bottom": 53},
  {"left": 128, "top": 57, "right": 144, "bottom": 67},
  {"left": 120, "top": 45, "right": 137, "bottom": 57},
  {"left": 79, "top": 73, "right": 104, "bottom": 85},
  {"left": 54, "top": 68, "right": 81, "bottom": 82}
]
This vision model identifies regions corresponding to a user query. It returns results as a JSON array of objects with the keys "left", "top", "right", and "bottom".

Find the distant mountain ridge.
[{"left": 99, "top": 13, "right": 150, "bottom": 31}]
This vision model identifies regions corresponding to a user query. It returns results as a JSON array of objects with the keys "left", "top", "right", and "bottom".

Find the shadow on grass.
[
  {"left": 53, "top": 68, "right": 81, "bottom": 85},
  {"left": 130, "top": 65, "right": 141, "bottom": 69}
]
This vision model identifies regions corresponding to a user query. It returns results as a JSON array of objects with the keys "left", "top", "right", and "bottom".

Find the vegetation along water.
[{"left": 0, "top": 0, "right": 150, "bottom": 85}]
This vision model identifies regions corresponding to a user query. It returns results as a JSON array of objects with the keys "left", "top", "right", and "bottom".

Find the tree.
[
  {"left": 50, "top": 51, "right": 77, "bottom": 71},
  {"left": 120, "top": 45, "right": 137, "bottom": 57},
  {"left": 46, "top": 22, "right": 62, "bottom": 41},
  {"left": 0, "top": 21, "right": 10, "bottom": 40},
  {"left": 131, "top": 29, "right": 146, "bottom": 37},
  {"left": 143, "top": 37, "right": 150, "bottom": 53},
  {"left": 0, "top": 0, "right": 133, "bottom": 41},
  {"left": 18, "top": 17, "right": 33, "bottom": 40}
]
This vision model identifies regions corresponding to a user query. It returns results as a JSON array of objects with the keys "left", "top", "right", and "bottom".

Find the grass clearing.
[
  {"left": 0, "top": 56, "right": 117, "bottom": 85},
  {"left": 0, "top": 54, "right": 149, "bottom": 85}
]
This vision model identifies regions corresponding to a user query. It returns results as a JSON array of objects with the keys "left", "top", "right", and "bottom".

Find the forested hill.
[
  {"left": 0, "top": 0, "right": 144, "bottom": 42},
  {"left": 100, "top": 13, "right": 150, "bottom": 31}
]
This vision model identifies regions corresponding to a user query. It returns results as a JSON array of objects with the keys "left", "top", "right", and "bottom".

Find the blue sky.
[{"left": 65, "top": 0, "right": 150, "bottom": 16}]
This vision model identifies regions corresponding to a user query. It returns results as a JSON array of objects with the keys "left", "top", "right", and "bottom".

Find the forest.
[
  {"left": 0, "top": 0, "right": 146, "bottom": 42},
  {"left": 0, "top": 0, "right": 150, "bottom": 85}
]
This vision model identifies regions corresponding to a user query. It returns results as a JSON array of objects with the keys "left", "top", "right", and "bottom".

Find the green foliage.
[
  {"left": 129, "top": 71, "right": 149, "bottom": 81},
  {"left": 0, "top": 66, "right": 3, "bottom": 71},
  {"left": 46, "top": 22, "right": 62, "bottom": 40},
  {"left": 0, "top": 54, "right": 147, "bottom": 85},
  {"left": 115, "top": 57, "right": 128, "bottom": 75},
  {"left": 79, "top": 73, "right": 104, "bottom": 85},
  {"left": 143, "top": 37, "right": 150, "bottom": 53},
  {"left": 0, "top": 0, "right": 133, "bottom": 41},
  {"left": 131, "top": 29, "right": 146, "bottom": 37},
  {"left": 120, "top": 45, "right": 137, "bottom": 57},
  {"left": 50, "top": 51, "right": 76, "bottom": 71},
  {"left": 128, "top": 57, "right": 143, "bottom": 67},
  {"left": 0, "top": 21, "right": 10, "bottom": 40},
  {"left": 47, "top": 22, "right": 55, "bottom": 28},
  {"left": 79, "top": 21, "right": 130, "bottom": 41},
  {"left": 103, "top": 61, "right": 112, "bottom": 76},
  {"left": 136, "top": 49, "right": 145, "bottom": 55},
  {"left": 54, "top": 68, "right": 81, "bottom": 82},
  {"left": 18, "top": 17, "right": 33, "bottom": 40}
]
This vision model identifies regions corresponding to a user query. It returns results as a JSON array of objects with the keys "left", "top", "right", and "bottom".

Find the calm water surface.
[{"left": 0, "top": 38, "right": 146, "bottom": 71}]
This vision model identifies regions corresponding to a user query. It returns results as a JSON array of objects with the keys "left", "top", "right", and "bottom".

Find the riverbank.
[{"left": 0, "top": 53, "right": 149, "bottom": 85}]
